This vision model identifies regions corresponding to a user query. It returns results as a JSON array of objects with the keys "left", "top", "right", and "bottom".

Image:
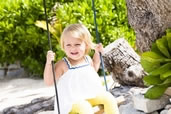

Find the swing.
[{"left": 43, "top": 0, "right": 119, "bottom": 113}]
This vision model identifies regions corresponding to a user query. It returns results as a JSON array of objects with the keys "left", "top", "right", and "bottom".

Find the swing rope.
[
  {"left": 43, "top": 0, "right": 60, "bottom": 113},
  {"left": 92, "top": 0, "right": 109, "bottom": 91}
]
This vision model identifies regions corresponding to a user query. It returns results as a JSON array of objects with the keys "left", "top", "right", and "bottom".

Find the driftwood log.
[
  {"left": 126, "top": 0, "right": 171, "bottom": 52},
  {"left": 2, "top": 97, "right": 54, "bottom": 114},
  {"left": 103, "top": 38, "right": 146, "bottom": 87}
]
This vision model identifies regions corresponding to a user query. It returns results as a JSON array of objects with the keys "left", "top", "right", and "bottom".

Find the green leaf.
[
  {"left": 143, "top": 75, "right": 163, "bottom": 85},
  {"left": 142, "top": 52, "right": 166, "bottom": 60},
  {"left": 161, "top": 77, "right": 171, "bottom": 85},
  {"left": 141, "top": 52, "right": 165, "bottom": 72},
  {"left": 149, "top": 63, "right": 171, "bottom": 76},
  {"left": 141, "top": 57, "right": 160, "bottom": 73},
  {"left": 156, "top": 37, "right": 170, "bottom": 58},
  {"left": 145, "top": 85, "right": 168, "bottom": 99},
  {"left": 151, "top": 43, "right": 165, "bottom": 57},
  {"left": 161, "top": 71, "right": 171, "bottom": 80},
  {"left": 166, "top": 31, "right": 171, "bottom": 52}
]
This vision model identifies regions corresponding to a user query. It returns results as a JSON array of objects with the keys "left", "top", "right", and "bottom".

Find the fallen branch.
[
  {"left": 3, "top": 96, "right": 54, "bottom": 114},
  {"left": 103, "top": 38, "right": 146, "bottom": 87}
]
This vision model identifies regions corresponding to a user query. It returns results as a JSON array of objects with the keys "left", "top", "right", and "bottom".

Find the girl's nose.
[{"left": 70, "top": 45, "right": 77, "bottom": 51}]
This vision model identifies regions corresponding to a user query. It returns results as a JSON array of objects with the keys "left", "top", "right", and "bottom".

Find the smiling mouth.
[{"left": 71, "top": 52, "right": 78, "bottom": 55}]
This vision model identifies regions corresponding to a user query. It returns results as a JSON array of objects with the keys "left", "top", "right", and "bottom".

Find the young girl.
[{"left": 44, "top": 24, "right": 118, "bottom": 114}]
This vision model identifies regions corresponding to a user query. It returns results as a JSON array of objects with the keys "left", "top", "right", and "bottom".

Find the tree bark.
[
  {"left": 2, "top": 97, "right": 54, "bottom": 114},
  {"left": 103, "top": 38, "right": 146, "bottom": 87},
  {"left": 125, "top": 0, "right": 171, "bottom": 52}
]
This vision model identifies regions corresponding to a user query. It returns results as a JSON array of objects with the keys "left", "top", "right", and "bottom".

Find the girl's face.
[{"left": 63, "top": 35, "right": 86, "bottom": 61}]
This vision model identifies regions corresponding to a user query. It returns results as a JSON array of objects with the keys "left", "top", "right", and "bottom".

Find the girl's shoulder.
[
  {"left": 55, "top": 59, "right": 65, "bottom": 67},
  {"left": 55, "top": 59, "right": 68, "bottom": 78}
]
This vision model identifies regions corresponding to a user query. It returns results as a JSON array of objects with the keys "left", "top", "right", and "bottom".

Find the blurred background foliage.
[{"left": 0, "top": 0, "right": 135, "bottom": 77}]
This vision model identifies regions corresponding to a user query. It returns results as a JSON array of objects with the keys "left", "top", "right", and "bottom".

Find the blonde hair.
[{"left": 60, "top": 24, "right": 94, "bottom": 54}]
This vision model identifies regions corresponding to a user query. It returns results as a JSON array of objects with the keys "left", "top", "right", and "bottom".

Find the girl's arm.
[
  {"left": 92, "top": 43, "right": 103, "bottom": 72},
  {"left": 43, "top": 51, "right": 63, "bottom": 86},
  {"left": 44, "top": 50, "right": 55, "bottom": 86}
]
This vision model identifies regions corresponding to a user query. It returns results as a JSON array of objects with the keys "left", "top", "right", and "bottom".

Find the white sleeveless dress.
[{"left": 54, "top": 55, "right": 105, "bottom": 114}]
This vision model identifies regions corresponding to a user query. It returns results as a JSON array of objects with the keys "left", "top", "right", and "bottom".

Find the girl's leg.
[
  {"left": 69, "top": 100, "right": 94, "bottom": 114},
  {"left": 88, "top": 92, "right": 119, "bottom": 114}
]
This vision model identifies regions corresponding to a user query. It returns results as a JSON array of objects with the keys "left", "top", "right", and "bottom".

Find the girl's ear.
[{"left": 86, "top": 43, "right": 89, "bottom": 49}]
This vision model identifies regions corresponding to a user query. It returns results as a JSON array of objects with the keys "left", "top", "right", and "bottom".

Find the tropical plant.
[
  {"left": 0, "top": 0, "right": 56, "bottom": 76},
  {"left": 55, "top": 0, "right": 135, "bottom": 47},
  {"left": 141, "top": 29, "right": 171, "bottom": 99}
]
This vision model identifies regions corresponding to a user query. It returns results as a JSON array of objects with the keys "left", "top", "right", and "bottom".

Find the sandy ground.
[
  {"left": 0, "top": 78, "right": 55, "bottom": 112},
  {"left": 0, "top": 76, "right": 114, "bottom": 113}
]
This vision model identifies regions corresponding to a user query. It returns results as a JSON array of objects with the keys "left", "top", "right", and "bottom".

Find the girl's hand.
[
  {"left": 46, "top": 50, "right": 55, "bottom": 64},
  {"left": 94, "top": 43, "right": 103, "bottom": 54},
  {"left": 92, "top": 43, "right": 103, "bottom": 71}
]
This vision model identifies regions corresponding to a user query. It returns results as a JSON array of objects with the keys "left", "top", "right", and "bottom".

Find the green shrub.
[
  {"left": 141, "top": 29, "right": 171, "bottom": 99},
  {"left": 55, "top": 0, "right": 135, "bottom": 47},
  {"left": 0, "top": 0, "right": 56, "bottom": 77}
]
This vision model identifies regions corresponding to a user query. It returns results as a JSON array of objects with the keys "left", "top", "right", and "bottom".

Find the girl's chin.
[
  {"left": 68, "top": 56, "right": 78, "bottom": 59},
  {"left": 68, "top": 56, "right": 82, "bottom": 60}
]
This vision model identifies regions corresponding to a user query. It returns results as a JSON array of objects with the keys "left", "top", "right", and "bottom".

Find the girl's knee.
[
  {"left": 69, "top": 100, "right": 94, "bottom": 114},
  {"left": 88, "top": 92, "right": 119, "bottom": 114},
  {"left": 100, "top": 92, "right": 119, "bottom": 114}
]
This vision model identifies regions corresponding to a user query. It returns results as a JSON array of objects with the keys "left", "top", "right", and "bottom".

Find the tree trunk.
[
  {"left": 103, "top": 38, "right": 146, "bottom": 87},
  {"left": 3, "top": 97, "right": 54, "bottom": 114},
  {"left": 125, "top": 0, "right": 171, "bottom": 52}
]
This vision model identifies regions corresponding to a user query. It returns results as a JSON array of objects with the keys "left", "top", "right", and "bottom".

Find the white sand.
[{"left": 0, "top": 78, "right": 55, "bottom": 111}]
